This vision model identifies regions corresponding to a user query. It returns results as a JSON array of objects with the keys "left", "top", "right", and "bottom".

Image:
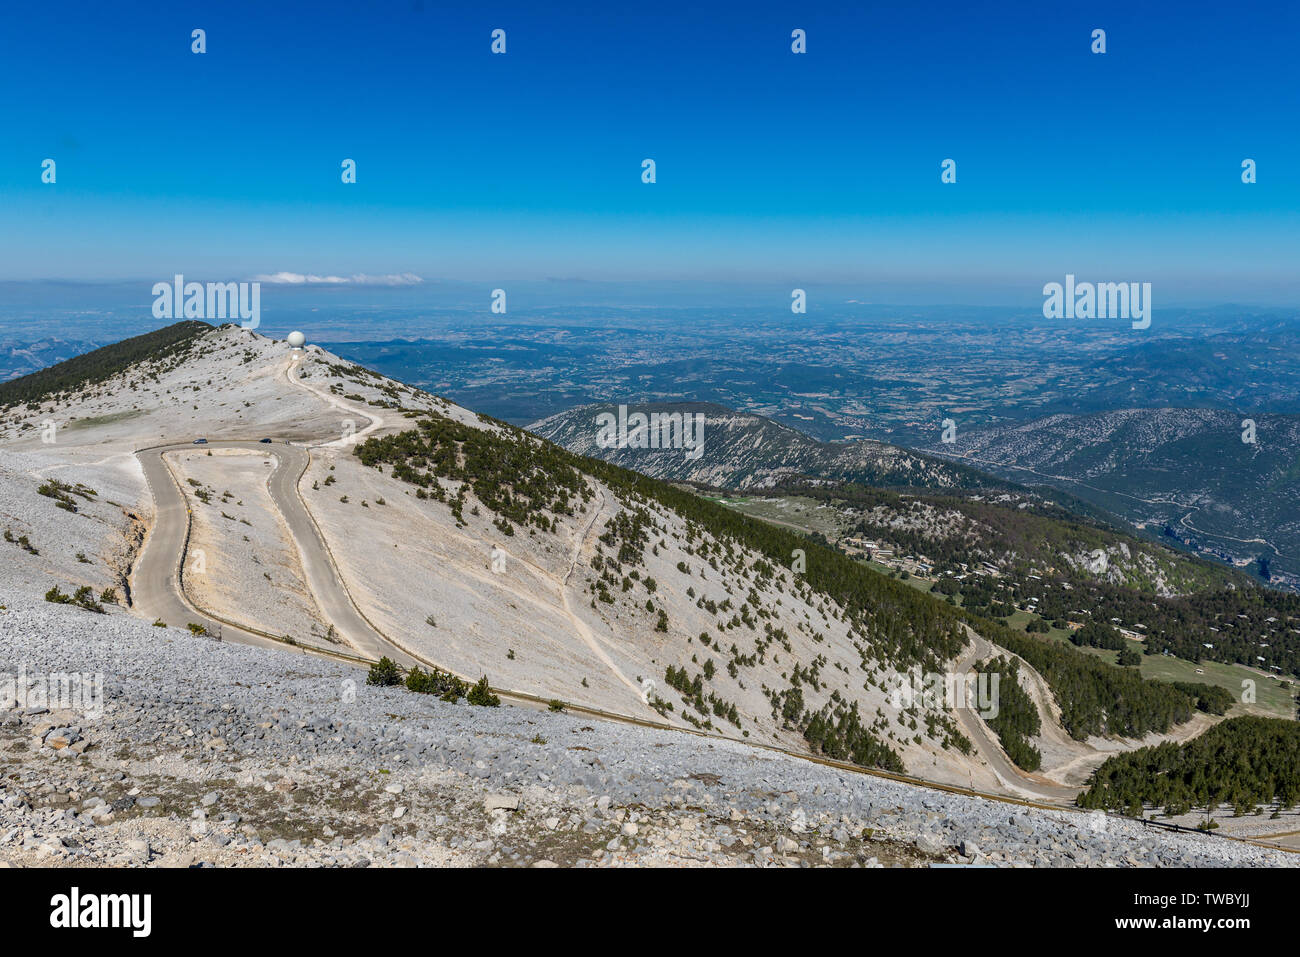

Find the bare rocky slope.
[
  {"left": 2, "top": 594, "right": 1290, "bottom": 868},
  {"left": 0, "top": 325, "right": 991, "bottom": 788}
]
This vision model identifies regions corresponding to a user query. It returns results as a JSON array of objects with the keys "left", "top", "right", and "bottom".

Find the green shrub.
[
  {"left": 405, "top": 665, "right": 466, "bottom": 700},
  {"left": 72, "top": 586, "right": 104, "bottom": 613},
  {"left": 467, "top": 676, "right": 501, "bottom": 707},
  {"left": 366, "top": 656, "right": 403, "bottom": 687}
]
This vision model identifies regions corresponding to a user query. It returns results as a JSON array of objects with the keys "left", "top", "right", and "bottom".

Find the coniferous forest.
[
  {"left": 980, "top": 655, "right": 1042, "bottom": 771},
  {"left": 1079, "top": 717, "right": 1300, "bottom": 817}
]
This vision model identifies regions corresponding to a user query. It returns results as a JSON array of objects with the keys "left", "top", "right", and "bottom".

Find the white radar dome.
[{"left": 287, "top": 331, "right": 306, "bottom": 348}]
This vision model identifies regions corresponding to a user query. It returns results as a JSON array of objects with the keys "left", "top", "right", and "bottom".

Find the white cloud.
[
  {"left": 252, "top": 271, "right": 423, "bottom": 286},
  {"left": 252, "top": 272, "right": 346, "bottom": 285},
  {"left": 349, "top": 272, "right": 425, "bottom": 286}
]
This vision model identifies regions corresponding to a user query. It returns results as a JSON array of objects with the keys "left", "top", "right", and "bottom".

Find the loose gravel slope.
[{"left": 0, "top": 596, "right": 1292, "bottom": 868}]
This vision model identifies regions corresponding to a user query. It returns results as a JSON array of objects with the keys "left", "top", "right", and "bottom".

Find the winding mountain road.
[
  {"left": 131, "top": 436, "right": 1084, "bottom": 803},
  {"left": 132, "top": 439, "right": 415, "bottom": 665},
  {"left": 131, "top": 350, "right": 417, "bottom": 663},
  {"left": 950, "top": 637, "right": 1083, "bottom": 803},
  {"left": 131, "top": 442, "right": 285, "bottom": 651}
]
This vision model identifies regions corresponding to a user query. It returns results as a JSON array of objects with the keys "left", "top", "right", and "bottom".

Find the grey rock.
[
  {"left": 484, "top": 793, "right": 519, "bottom": 812},
  {"left": 916, "top": 833, "right": 945, "bottom": 855}
]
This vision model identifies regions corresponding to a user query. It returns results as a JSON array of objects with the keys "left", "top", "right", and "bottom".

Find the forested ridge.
[
  {"left": 956, "top": 575, "right": 1300, "bottom": 677},
  {"left": 0, "top": 321, "right": 212, "bottom": 410},
  {"left": 787, "top": 481, "right": 1245, "bottom": 590},
  {"left": 782, "top": 481, "right": 1300, "bottom": 677},
  {"left": 358, "top": 412, "right": 972, "bottom": 674}
]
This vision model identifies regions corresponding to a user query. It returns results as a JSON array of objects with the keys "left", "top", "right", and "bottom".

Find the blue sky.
[{"left": 2, "top": 0, "right": 1298, "bottom": 300}]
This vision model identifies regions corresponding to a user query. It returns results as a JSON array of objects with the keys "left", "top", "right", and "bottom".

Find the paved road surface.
[
  {"left": 132, "top": 442, "right": 284, "bottom": 651},
  {"left": 132, "top": 440, "right": 415, "bottom": 666}
]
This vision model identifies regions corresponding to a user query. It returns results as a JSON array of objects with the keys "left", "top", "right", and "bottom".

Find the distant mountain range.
[
  {"left": 529, "top": 400, "right": 1281, "bottom": 597},
  {"left": 529, "top": 401, "right": 1011, "bottom": 493},
  {"left": 0, "top": 337, "right": 102, "bottom": 383},
  {"left": 920, "top": 408, "right": 1300, "bottom": 583},
  {"left": 531, "top": 400, "right": 1300, "bottom": 588}
]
